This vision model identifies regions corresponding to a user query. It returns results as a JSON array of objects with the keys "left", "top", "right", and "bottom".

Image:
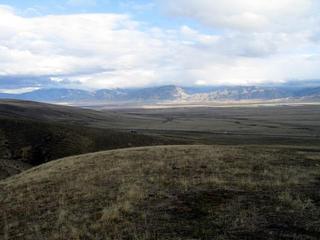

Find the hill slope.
[
  {"left": 0, "top": 99, "right": 122, "bottom": 126},
  {"left": 1, "top": 145, "right": 319, "bottom": 239},
  {"left": 0, "top": 100, "right": 182, "bottom": 179}
]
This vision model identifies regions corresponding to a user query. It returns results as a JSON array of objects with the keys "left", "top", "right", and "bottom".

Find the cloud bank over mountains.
[{"left": 0, "top": 0, "right": 320, "bottom": 90}]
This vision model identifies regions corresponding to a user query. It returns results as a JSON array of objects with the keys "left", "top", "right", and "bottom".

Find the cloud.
[
  {"left": 0, "top": 3, "right": 319, "bottom": 89},
  {"left": 0, "top": 87, "right": 40, "bottom": 94},
  {"left": 0, "top": 7, "right": 161, "bottom": 87},
  {"left": 160, "top": 0, "right": 317, "bottom": 32}
]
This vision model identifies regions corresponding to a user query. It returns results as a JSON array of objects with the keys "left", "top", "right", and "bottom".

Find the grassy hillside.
[
  {"left": 0, "top": 99, "right": 125, "bottom": 127},
  {"left": 0, "top": 118, "right": 177, "bottom": 164},
  {"left": 0, "top": 101, "right": 183, "bottom": 179},
  {"left": 1, "top": 145, "right": 319, "bottom": 239}
]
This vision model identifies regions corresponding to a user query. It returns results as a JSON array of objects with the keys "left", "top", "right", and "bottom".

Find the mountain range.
[{"left": 0, "top": 85, "right": 320, "bottom": 104}]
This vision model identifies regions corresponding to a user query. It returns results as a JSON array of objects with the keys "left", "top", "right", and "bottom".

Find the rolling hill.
[
  {"left": 0, "top": 100, "right": 183, "bottom": 179},
  {"left": 1, "top": 145, "right": 319, "bottom": 239}
]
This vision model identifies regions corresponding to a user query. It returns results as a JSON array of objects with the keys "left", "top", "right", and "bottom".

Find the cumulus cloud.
[
  {"left": 160, "top": 0, "right": 317, "bottom": 32},
  {"left": 0, "top": 3, "right": 319, "bottom": 89},
  {"left": 0, "top": 6, "right": 175, "bottom": 88}
]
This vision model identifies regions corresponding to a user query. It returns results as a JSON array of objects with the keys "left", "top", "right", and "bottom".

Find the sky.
[{"left": 0, "top": 0, "right": 320, "bottom": 91}]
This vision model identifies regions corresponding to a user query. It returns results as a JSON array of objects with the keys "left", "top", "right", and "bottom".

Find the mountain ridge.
[{"left": 0, "top": 84, "right": 320, "bottom": 104}]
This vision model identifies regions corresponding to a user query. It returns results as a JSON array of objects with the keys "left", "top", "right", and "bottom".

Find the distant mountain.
[
  {"left": 187, "top": 86, "right": 292, "bottom": 101},
  {"left": 95, "top": 89, "right": 127, "bottom": 101},
  {"left": 294, "top": 87, "right": 320, "bottom": 98},
  {"left": 127, "top": 85, "right": 188, "bottom": 101},
  {"left": 0, "top": 85, "right": 320, "bottom": 104},
  {"left": 18, "top": 88, "right": 96, "bottom": 102},
  {"left": 0, "top": 93, "right": 15, "bottom": 99}
]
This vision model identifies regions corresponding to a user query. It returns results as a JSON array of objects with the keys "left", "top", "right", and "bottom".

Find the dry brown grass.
[{"left": 0, "top": 145, "right": 320, "bottom": 239}]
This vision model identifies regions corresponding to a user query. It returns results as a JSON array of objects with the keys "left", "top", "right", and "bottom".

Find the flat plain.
[{"left": 107, "top": 105, "right": 320, "bottom": 146}]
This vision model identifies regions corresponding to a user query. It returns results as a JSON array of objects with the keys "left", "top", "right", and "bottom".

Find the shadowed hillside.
[
  {"left": 0, "top": 99, "right": 123, "bottom": 127},
  {"left": 0, "top": 145, "right": 319, "bottom": 239},
  {"left": 0, "top": 100, "right": 183, "bottom": 179}
]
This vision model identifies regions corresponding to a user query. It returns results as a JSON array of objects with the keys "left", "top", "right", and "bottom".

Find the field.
[
  {"left": 0, "top": 100, "right": 320, "bottom": 239},
  {"left": 108, "top": 105, "right": 320, "bottom": 146},
  {"left": 1, "top": 100, "right": 320, "bottom": 146}
]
